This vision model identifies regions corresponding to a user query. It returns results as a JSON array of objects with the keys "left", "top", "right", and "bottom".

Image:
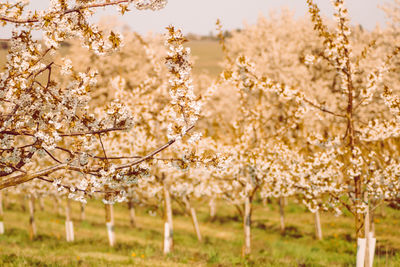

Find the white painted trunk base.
[
  {"left": 0, "top": 221, "right": 4, "bottom": 234},
  {"left": 368, "top": 232, "right": 376, "bottom": 267},
  {"left": 106, "top": 222, "right": 115, "bottom": 247},
  {"left": 163, "top": 222, "right": 172, "bottom": 254},
  {"left": 163, "top": 179, "right": 173, "bottom": 254},
  {"left": 356, "top": 238, "right": 366, "bottom": 267},
  {"left": 65, "top": 221, "right": 74, "bottom": 242}
]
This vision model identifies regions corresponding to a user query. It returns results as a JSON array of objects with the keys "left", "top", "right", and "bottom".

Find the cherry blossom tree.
[
  {"left": 220, "top": 0, "right": 400, "bottom": 265},
  {"left": 0, "top": 0, "right": 204, "bottom": 204}
]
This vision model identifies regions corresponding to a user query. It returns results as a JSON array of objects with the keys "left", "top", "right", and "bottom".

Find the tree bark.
[
  {"left": 279, "top": 197, "right": 285, "bottom": 234},
  {"left": 65, "top": 198, "right": 74, "bottom": 242},
  {"left": 242, "top": 196, "right": 251, "bottom": 256},
  {"left": 314, "top": 210, "right": 323, "bottom": 240},
  {"left": 163, "top": 176, "right": 173, "bottom": 254},
  {"left": 355, "top": 179, "right": 365, "bottom": 240},
  {"left": 28, "top": 195, "right": 36, "bottom": 240}
]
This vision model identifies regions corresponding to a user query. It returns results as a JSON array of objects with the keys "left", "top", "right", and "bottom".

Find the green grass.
[{"left": 0, "top": 196, "right": 399, "bottom": 266}]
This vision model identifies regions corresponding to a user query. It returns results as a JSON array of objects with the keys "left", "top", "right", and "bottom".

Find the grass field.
[
  {"left": 0, "top": 40, "right": 223, "bottom": 77},
  {"left": 0, "top": 196, "right": 399, "bottom": 267},
  {"left": 188, "top": 40, "right": 223, "bottom": 77},
  {"left": 0, "top": 48, "right": 7, "bottom": 69}
]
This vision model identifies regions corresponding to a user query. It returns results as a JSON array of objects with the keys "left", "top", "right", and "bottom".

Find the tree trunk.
[
  {"left": 163, "top": 221, "right": 171, "bottom": 254},
  {"left": 163, "top": 177, "right": 173, "bottom": 254},
  {"left": 0, "top": 191, "right": 4, "bottom": 234},
  {"left": 363, "top": 202, "right": 376, "bottom": 267},
  {"left": 235, "top": 204, "right": 244, "bottom": 218},
  {"left": 355, "top": 175, "right": 366, "bottom": 267},
  {"left": 357, "top": 208, "right": 376, "bottom": 267},
  {"left": 80, "top": 203, "right": 85, "bottom": 221},
  {"left": 105, "top": 195, "right": 115, "bottom": 247},
  {"left": 242, "top": 196, "right": 251, "bottom": 257},
  {"left": 65, "top": 198, "right": 74, "bottom": 242},
  {"left": 357, "top": 237, "right": 367, "bottom": 267},
  {"left": 314, "top": 210, "right": 323, "bottom": 240},
  {"left": 364, "top": 204, "right": 370, "bottom": 267},
  {"left": 28, "top": 195, "right": 36, "bottom": 240},
  {"left": 184, "top": 197, "right": 202, "bottom": 242},
  {"left": 128, "top": 200, "right": 136, "bottom": 228},
  {"left": 279, "top": 197, "right": 285, "bottom": 234},
  {"left": 368, "top": 231, "right": 376, "bottom": 267},
  {"left": 209, "top": 197, "right": 216, "bottom": 221}
]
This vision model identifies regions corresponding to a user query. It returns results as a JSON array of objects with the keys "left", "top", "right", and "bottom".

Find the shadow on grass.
[
  {"left": 253, "top": 220, "right": 269, "bottom": 230},
  {"left": 282, "top": 226, "right": 303, "bottom": 239},
  {"left": 212, "top": 214, "right": 241, "bottom": 224},
  {"left": 0, "top": 253, "right": 50, "bottom": 266},
  {"left": 376, "top": 243, "right": 400, "bottom": 257},
  {"left": 338, "top": 233, "right": 354, "bottom": 242},
  {"left": 253, "top": 221, "right": 303, "bottom": 239},
  {"left": 113, "top": 240, "right": 147, "bottom": 252}
]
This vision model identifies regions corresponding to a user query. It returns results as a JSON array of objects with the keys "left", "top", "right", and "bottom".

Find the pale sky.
[
  {"left": 112, "top": 0, "right": 391, "bottom": 34},
  {"left": 9, "top": 1, "right": 395, "bottom": 35}
]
